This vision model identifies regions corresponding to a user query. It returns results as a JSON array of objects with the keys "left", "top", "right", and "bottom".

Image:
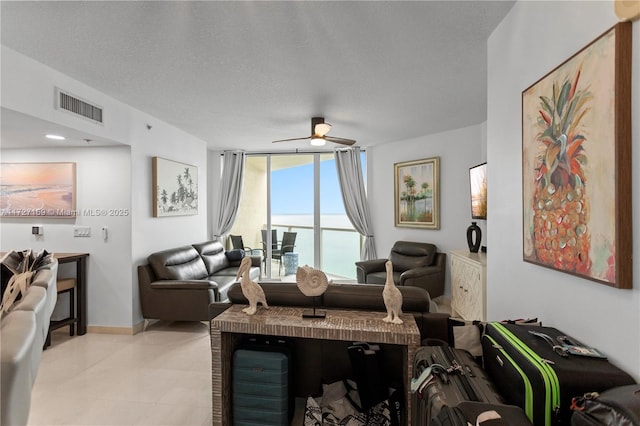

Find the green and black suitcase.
[
  {"left": 232, "top": 338, "right": 292, "bottom": 426},
  {"left": 482, "top": 322, "right": 636, "bottom": 426},
  {"left": 411, "top": 343, "right": 531, "bottom": 425}
]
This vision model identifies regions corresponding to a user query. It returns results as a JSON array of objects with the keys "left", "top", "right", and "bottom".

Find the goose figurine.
[
  {"left": 382, "top": 260, "right": 403, "bottom": 324},
  {"left": 235, "top": 256, "right": 269, "bottom": 315}
]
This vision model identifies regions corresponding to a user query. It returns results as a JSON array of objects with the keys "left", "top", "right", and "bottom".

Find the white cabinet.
[{"left": 450, "top": 250, "right": 487, "bottom": 321}]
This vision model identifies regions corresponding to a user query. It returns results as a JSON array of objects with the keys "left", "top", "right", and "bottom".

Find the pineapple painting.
[
  {"left": 522, "top": 24, "right": 631, "bottom": 287},
  {"left": 530, "top": 67, "right": 592, "bottom": 275}
]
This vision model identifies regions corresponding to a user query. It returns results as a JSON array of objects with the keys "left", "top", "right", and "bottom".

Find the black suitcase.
[
  {"left": 570, "top": 384, "right": 640, "bottom": 426},
  {"left": 434, "top": 401, "right": 533, "bottom": 426},
  {"left": 482, "top": 322, "right": 636, "bottom": 426},
  {"left": 411, "top": 344, "right": 526, "bottom": 425},
  {"left": 348, "top": 342, "right": 389, "bottom": 411},
  {"left": 232, "top": 337, "right": 293, "bottom": 426}
]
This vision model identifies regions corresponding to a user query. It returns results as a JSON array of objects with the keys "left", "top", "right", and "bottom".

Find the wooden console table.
[
  {"left": 210, "top": 305, "right": 421, "bottom": 425},
  {"left": 52, "top": 253, "right": 89, "bottom": 336}
]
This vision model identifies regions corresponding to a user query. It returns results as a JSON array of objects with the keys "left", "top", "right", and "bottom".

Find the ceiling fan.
[{"left": 272, "top": 117, "right": 355, "bottom": 146}]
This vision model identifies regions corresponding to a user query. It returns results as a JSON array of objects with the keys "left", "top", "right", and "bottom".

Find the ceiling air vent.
[{"left": 55, "top": 88, "right": 104, "bottom": 125}]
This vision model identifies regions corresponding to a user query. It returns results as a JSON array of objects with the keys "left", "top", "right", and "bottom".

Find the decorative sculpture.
[
  {"left": 296, "top": 265, "right": 329, "bottom": 318},
  {"left": 235, "top": 256, "right": 268, "bottom": 315},
  {"left": 382, "top": 260, "right": 403, "bottom": 324}
]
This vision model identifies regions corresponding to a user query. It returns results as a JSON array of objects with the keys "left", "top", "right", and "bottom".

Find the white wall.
[
  {"left": 487, "top": 1, "right": 639, "bottom": 380},
  {"left": 368, "top": 123, "right": 486, "bottom": 296},
  {"left": 1, "top": 47, "right": 209, "bottom": 329},
  {"left": 129, "top": 117, "right": 209, "bottom": 323},
  {"left": 1, "top": 147, "right": 133, "bottom": 327}
]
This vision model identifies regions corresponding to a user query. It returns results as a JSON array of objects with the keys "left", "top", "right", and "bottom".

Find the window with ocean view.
[{"left": 229, "top": 151, "right": 365, "bottom": 280}]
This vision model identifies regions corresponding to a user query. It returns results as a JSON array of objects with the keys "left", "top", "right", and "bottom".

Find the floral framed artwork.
[
  {"left": 394, "top": 157, "right": 439, "bottom": 229},
  {"left": 522, "top": 22, "right": 632, "bottom": 289},
  {"left": 0, "top": 162, "right": 76, "bottom": 217},
  {"left": 152, "top": 157, "right": 198, "bottom": 217}
]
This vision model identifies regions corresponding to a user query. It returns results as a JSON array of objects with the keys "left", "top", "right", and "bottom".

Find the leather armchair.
[{"left": 355, "top": 241, "right": 446, "bottom": 299}]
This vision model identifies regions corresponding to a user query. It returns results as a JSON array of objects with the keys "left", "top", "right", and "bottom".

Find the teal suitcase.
[{"left": 232, "top": 346, "right": 290, "bottom": 426}]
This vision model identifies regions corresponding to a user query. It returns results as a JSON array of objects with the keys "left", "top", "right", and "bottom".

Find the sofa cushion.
[
  {"left": 389, "top": 241, "right": 437, "bottom": 271},
  {"left": 29, "top": 264, "right": 58, "bottom": 319},
  {"left": 192, "top": 241, "right": 231, "bottom": 275},
  {"left": 1, "top": 310, "right": 36, "bottom": 426},
  {"left": 210, "top": 276, "right": 239, "bottom": 302},
  {"left": 323, "top": 284, "right": 430, "bottom": 312},
  {"left": 227, "top": 282, "right": 311, "bottom": 306},
  {"left": 9, "top": 286, "right": 47, "bottom": 380},
  {"left": 360, "top": 271, "right": 401, "bottom": 286},
  {"left": 148, "top": 246, "right": 208, "bottom": 280}
]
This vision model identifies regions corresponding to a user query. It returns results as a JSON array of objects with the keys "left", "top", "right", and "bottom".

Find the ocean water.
[{"left": 272, "top": 214, "right": 360, "bottom": 279}]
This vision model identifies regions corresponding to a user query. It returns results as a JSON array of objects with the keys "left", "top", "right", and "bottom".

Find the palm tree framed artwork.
[
  {"left": 152, "top": 157, "right": 198, "bottom": 217},
  {"left": 522, "top": 22, "right": 632, "bottom": 289},
  {"left": 394, "top": 157, "right": 440, "bottom": 229}
]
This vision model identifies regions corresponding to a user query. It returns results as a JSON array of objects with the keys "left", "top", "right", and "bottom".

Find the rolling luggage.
[
  {"left": 434, "top": 401, "right": 533, "bottom": 426},
  {"left": 348, "top": 342, "right": 388, "bottom": 411},
  {"left": 411, "top": 343, "right": 529, "bottom": 425},
  {"left": 482, "top": 322, "right": 636, "bottom": 426},
  {"left": 232, "top": 337, "right": 292, "bottom": 426},
  {"left": 570, "top": 384, "right": 640, "bottom": 426}
]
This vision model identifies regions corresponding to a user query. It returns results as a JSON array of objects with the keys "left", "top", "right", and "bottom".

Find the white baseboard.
[{"left": 87, "top": 321, "right": 145, "bottom": 335}]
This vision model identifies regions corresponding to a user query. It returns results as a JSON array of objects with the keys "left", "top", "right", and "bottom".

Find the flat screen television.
[{"left": 469, "top": 162, "right": 487, "bottom": 220}]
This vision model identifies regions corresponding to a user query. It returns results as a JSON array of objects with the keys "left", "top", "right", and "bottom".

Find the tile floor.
[{"left": 28, "top": 321, "right": 212, "bottom": 426}]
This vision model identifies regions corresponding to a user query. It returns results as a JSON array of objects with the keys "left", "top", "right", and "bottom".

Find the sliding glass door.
[{"left": 230, "top": 151, "right": 364, "bottom": 280}]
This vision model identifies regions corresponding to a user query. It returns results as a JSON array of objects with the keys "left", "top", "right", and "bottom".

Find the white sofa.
[{"left": 1, "top": 259, "right": 58, "bottom": 426}]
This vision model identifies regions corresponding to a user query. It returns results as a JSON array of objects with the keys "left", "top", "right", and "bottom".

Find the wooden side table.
[{"left": 210, "top": 305, "right": 421, "bottom": 425}]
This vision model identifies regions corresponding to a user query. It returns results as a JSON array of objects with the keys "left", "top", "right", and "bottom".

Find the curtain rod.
[{"left": 218, "top": 148, "right": 364, "bottom": 156}]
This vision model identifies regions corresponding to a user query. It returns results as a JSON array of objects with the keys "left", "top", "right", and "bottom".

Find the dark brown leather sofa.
[
  {"left": 355, "top": 241, "right": 446, "bottom": 299},
  {"left": 209, "top": 281, "right": 450, "bottom": 396},
  {"left": 137, "top": 241, "right": 261, "bottom": 322}
]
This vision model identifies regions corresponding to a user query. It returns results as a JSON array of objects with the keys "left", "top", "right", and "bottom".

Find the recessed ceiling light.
[{"left": 45, "top": 134, "right": 66, "bottom": 140}]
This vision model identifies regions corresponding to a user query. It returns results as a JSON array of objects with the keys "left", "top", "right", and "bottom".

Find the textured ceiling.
[{"left": 1, "top": 1, "right": 514, "bottom": 151}]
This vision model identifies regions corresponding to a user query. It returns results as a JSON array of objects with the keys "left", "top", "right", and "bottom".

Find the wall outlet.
[
  {"left": 74, "top": 226, "right": 91, "bottom": 237},
  {"left": 31, "top": 225, "right": 44, "bottom": 235}
]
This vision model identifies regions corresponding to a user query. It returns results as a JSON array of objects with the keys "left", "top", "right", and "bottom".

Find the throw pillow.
[{"left": 225, "top": 249, "right": 245, "bottom": 262}]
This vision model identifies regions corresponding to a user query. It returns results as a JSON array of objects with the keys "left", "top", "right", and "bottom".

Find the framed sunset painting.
[
  {"left": 0, "top": 162, "right": 77, "bottom": 217},
  {"left": 522, "top": 23, "right": 632, "bottom": 289}
]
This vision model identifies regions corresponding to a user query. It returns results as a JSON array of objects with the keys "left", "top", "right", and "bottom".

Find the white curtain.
[
  {"left": 334, "top": 147, "right": 377, "bottom": 260},
  {"left": 213, "top": 151, "right": 246, "bottom": 241}
]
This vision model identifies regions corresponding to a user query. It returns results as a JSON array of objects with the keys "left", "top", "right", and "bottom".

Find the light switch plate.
[{"left": 74, "top": 226, "right": 91, "bottom": 237}]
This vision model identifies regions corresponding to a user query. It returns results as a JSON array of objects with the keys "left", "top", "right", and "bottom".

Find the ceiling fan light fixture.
[
  {"left": 310, "top": 136, "right": 326, "bottom": 146},
  {"left": 315, "top": 123, "right": 332, "bottom": 136}
]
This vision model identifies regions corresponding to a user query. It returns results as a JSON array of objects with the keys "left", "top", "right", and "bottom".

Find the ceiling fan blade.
[
  {"left": 324, "top": 136, "right": 356, "bottom": 146},
  {"left": 272, "top": 136, "right": 311, "bottom": 143}
]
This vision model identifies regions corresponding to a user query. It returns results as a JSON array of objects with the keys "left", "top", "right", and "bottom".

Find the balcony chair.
[
  {"left": 355, "top": 241, "right": 446, "bottom": 299},
  {"left": 229, "top": 235, "right": 254, "bottom": 253},
  {"left": 272, "top": 231, "right": 297, "bottom": 275}
]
